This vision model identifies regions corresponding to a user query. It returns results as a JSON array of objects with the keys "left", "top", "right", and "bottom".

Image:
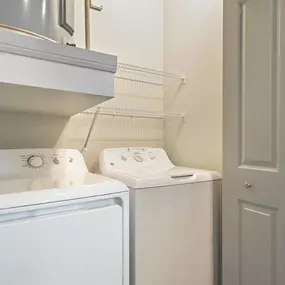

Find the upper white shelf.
[
  {"left": 0, "top": 29, "right": 117, "bottom": 116},
  {"left": 116, "top": 63, "right": 185, "bottom": 86}
]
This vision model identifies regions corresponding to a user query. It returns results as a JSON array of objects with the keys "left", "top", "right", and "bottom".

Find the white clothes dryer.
[
  {"left": 0, "top": 149, "right": 129, "bottom": 285},
  {"left": 98, "top": 147, "right": 221, "bottom": 285}
]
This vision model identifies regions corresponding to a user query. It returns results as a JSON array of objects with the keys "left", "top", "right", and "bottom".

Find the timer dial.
[{"left": 27, "top": 155, "right": 44, "bottom": 168}]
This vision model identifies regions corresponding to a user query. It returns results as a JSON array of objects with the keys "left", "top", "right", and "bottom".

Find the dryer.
[
  {"left": 0, "top": 149, "right": 129, "bottom": 285},
  {"left": 98, "top": 147, "right": 221, "bottom": 285}
]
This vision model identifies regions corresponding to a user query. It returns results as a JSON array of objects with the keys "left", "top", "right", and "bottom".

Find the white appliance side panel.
[
  {"left": 130, "top": 181, "right": 220, "bottom": 285},
  {"left": 0, "top": 197, "right": 124, "bottom": 285}
]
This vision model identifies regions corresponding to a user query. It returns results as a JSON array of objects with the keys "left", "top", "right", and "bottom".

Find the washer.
[
  {"left": 98, "top": 147, "right": 221, "bottom": 285},
  {"left": 0, "top": 149, "right": 129, "bottom": 285}
]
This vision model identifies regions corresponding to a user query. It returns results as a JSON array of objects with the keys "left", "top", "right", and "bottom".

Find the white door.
[
  {"left": 0, "top": 196, "right": 123, "bottom": 285},
  {"left": 223, "top": 0, "right": 285, "bottom": 284}
]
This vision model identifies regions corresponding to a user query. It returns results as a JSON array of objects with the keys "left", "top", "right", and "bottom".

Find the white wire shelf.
[
  {"left": 83, "top": 107, "right": 186, "bottom": 120},
  {"left": 116, "top": 63, "right": 185, "bottom": 86},
  {"left": 79, "top": 63, "right": 185, "bottom": 153}
]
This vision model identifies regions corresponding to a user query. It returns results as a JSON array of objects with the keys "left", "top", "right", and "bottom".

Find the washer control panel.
[
  {"left": 99, "top": 147, "right": 174, "bottom": 173},
  {"left": 0, "top": 149, "right": 88, "bottom": 179},
  {"left": 117, "top": 148, "right": 158, "bottom": 163}
]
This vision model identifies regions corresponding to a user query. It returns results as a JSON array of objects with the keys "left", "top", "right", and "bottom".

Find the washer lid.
[
  {"left": 0, "top": 174, "right": 128, "bottom": 209},
  {"left": 98, "top": 147, "right": 221, "bottom": 189},
  {"left": 107, "top": 167, "right": 220, "bottom": 189}
]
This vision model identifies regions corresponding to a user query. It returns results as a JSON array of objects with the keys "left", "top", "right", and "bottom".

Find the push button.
[
  {"left": 121, "top": 155, "right": 127, "bottom": 161},
  {"left": 134, "top": 154, "right": 144, "bottom": 162}
]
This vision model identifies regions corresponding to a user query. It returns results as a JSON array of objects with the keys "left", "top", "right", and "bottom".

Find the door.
[
  {"left": 0, "top": 196, "right": 124, "bottom": 285},
  {"left": 223, "top": 0, "right": 285, "bottom": 284}
]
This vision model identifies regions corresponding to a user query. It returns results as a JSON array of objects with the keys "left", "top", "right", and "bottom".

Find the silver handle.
[{"left": 244, "top": 182, "right": 252, "bottom": 189}]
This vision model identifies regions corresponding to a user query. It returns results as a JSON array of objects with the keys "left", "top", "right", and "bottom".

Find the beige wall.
[
  {"left": 61, "top": 0, "right": 164, "bottom": 168},
  {"left": 163, "top": 0, "right": 223, "bottom": 173}
]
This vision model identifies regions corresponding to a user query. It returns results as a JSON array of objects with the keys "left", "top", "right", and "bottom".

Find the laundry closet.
[{"left": 0, "top": 1, "right": 223, "bottom": 285}]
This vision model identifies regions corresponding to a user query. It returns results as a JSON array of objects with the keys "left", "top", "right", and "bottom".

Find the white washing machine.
[
  {"left": 98, "top": 147, "right": 221, "bottom": 285},
  {"left": 0, "top": 149, "right": 129, "bottom": 285}
]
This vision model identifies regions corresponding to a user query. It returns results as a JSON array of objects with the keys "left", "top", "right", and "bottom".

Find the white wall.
[{"left": 163, "top": 0, "right": 223, "bottom": 173}]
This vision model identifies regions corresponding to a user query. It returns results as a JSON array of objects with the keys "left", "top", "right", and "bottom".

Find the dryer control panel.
[{"left": 0, "top": 149, "right": 88, "bottom": 179}]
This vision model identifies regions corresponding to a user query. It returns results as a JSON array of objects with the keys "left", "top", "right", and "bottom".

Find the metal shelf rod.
[
  {"left": 116, "top": 63, "right": 186, "bottom": 86},
  {"left": 115, "top": 76, "right": 164, "bottom": 86},
  {"left": 83, "top": 107, "right": 185, "bottom": 120},
  {"left": 117, "top": 63, "right": 183, "bottom": 80}
]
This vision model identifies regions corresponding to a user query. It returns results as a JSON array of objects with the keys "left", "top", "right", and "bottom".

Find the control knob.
[
  {"left": 134, "top": 154, "right": 144, "bottom": 162},
  {"left": 121, "top": 155, "right": 128, "bottom": 161},
  {"left": 27, "top": 155, "right": 44, "bottom": 168}
]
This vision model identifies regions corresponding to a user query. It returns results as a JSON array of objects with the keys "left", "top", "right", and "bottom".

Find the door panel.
[
  {"left": 240, "top": 0, "right": 278, "bottom": 170},
  {"left": 239, "top": 201, "right": 277, "bottom": 285},
  {"left": 223, "top": 0, "right": 285, "bottom": 284}
]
